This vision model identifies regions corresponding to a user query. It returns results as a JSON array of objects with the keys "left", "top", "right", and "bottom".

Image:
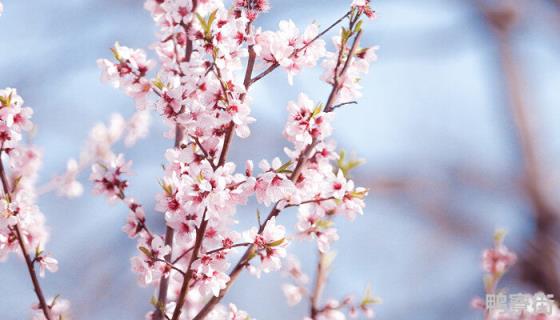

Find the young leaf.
[
  {"left": 276, "top": 160, "right": 293, "bottom": 174},
  {"left": 139, "top": 246, "right": 152, "bottom": 258},
  {"left": 267, "top": 238, "right": 285, "bottom": 247}
]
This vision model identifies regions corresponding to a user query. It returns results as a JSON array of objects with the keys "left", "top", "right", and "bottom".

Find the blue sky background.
[{"left": 0, "top": 0, "right": 559, "bottom": 319}]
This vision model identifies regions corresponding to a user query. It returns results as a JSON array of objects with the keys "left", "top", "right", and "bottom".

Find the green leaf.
[
  {"left": 195, "top": 13, "right": 208, "bottom": 33},
  {"left": 111, "top": 42, "right": 122, "bottom": 61},
  {"left": 159, "top": 180, "right": 173, "bottom": 196},
  {"left": 150, "top": 296, "right": 166, "bottom": 312},
  {"left": 341, "top": 27, "right": 351, "bottom": 44},
  {"left": 350, "top": 189, "right": 367, "bottom": 199},
  {"left": 152, "top": 78, "right": 164, "bottom": 91},
  {"left": 494, "top": 228, "right": 507, "bottom": 245},
  {"left": 267, "top": 238, "right": 285, "bottom": 247},
  {"left": 354, "top": 20, "right": 363, "bottom": 33},
  {"left": 311, "top": 104, "right": 323, "bottom": 118},
  {"left": 34, "top": 246, "right": 43, "bottom": 258},
  {"left": 207, "top": 9, "right": 218, "bottom": 30},
  {"left": 139, "top": 246, "right": 152, "bottom": 258},
  {"left": 316, "top": 219, "right": 333, "bottom": 229},
  {"left": 361, "top": 285, "right": 382, "bottom": 306},
  {"left": 275, "top": 160, "right": 293, "bottom": 174},
  {"left": 336, "top": 150, "right": 364, "bottom": 178}
]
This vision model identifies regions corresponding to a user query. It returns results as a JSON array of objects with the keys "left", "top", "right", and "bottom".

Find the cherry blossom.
[
  {"left": 255, "top": 158, "right": 296, "bottom": 207},
  {"left": 0, "top": 88, "right": 67, "bottom": 319},
  {"left": 125, "top": 110, "right": 151, "bottom": 147},
  {"left": 52, "top": 159, "right": 84, "bottom": 198},
  {"left": 321, "top": 40, "right": 378, "bottom": 106},
  {"left": 90, "top": 153, "right": 131, "bottom": 201},
  {"left": 85, "top": 1, "right": 378, "bottom": 319},
  {"left": 97, "top": 43, "right": 155, "bottom": 110},
  {"left": 244, "top": 216, "right": 287, "bottom": 277},
  {"left": 283, "top": 283, "right": 305, "bottom": 306},
  {"left": 31, "top": 297, "right": 71, "bottom": 320},
  {"left": 284, "top": 93, "right": 334, "bottom": 152},
  {"left": 255, "top": 20, "right": 326, "bottom": 84},
  {"left": 206, "top": 303, "right": 251, "bottom": 320},
  {"left": 35, "top": 253, "right": 59, "bottom": 277},
  {"left": 482, "top": 240, "right": 517, "bottom": 275},
  {"left": 351, "top": 0, "right": 376, "bottom": 19}
]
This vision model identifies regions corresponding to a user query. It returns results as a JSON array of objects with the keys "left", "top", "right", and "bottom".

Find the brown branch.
[
  {"left": 190, "top": 135, "right": 217, "bottom": 170},
  {"left": 202, "top": 242, "right": 252, "bottom": 256},
  {"left": 170, "top": 209, "right": 209, "bottom": 320},
  {"left": 172, "top": 245, "right": 195, "bottom": 265},
  {"left": 310, "top": 251, "right": 328, "bottom": 319},
  {"left": 152, "top": 0, "right": 202, "bottom": 313},
  {"left": 154, "top": 258, "right": 187, "bottom": 277},
  {"left": 0, "top": 151, "right": 52, "bottom": 320},
  {"left": 285, "top": 196, "right": 336, "bottom": 208}
]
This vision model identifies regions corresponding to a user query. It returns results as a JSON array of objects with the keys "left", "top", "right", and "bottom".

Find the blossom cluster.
[
  {"left": 0, "top": 88, "right": 69, "bottom": 319},
  {"left": 46, "top": 111, "right": 150, "bottom": 199},
  {"left": 255, "top": 20, "right": 326, "bottom": 85},
  {"left": 90, "top": 0, "right": 378, "bottom": 319}
]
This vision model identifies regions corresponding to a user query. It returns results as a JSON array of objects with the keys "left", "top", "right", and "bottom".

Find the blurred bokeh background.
[{"left": 1, "top": 0, "right": 560, "bottom": 319}]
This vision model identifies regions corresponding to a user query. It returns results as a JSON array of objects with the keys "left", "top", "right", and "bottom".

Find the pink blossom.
[
  {"left": 255, "top": 158, "right": 295, "bottom": 206},
  {"left": 124, "top": 110, "right": 151, "bottom": 147},
  {"left": 90, "top": 154, "right": 131, "bottom": 201},
  {"left": 31, "top": 297, "right": 71, "bottom": 320},
  {"left": 351, "top": 0, "right": 376, "bottom": 19},
  {"left": 255, "top": 20, "right": 326, "bottom": 84},
  {"left": 97, "top": 43, "right": 155, "bottom": 110},
  {"left": 297, "top": 204, "right": 339, "bottom": 252},
  {"left": 284, "top": 93, "right": 334, "bottom": 152},
  {"left": 482, "top": 243, "right": 517, "bottom": 275},
  {"left": 0, "top": 88, "right": 34, "bottom": 148},
  {"left": 244, "top": 217, "right": 287, "bottom": 277},
  {"left": 53, "top": 159, "right": 84, "bottom": 198},
  {"left": 86, "top": 1, "right": 377, "bottom": 317},
  {"left": 321, "top": 40, "right": 378, "bottom": 105},
  {"left": 282, "top": 283, "right": 305, "bottom": 306},
  {"left": 283, "top": 255, "right": 309, "bottom": 285},
  {"left": 36, "top": 254, "right": 59, "bottom": 277}
]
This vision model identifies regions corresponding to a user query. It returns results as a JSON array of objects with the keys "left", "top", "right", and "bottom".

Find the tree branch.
[
  {"left": 310, "top": 251, "right": 328, "bottom": 319},
  {"left": 170, "top": 210, "right": 209, "bottom": 320}
]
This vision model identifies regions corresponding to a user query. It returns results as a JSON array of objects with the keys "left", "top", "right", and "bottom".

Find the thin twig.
[
  {"left": 202, "top": 242, "right": 252, "bottom": 256},
  {"left": 250, "top": 10, "right": 352, "bottom": 85}
]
